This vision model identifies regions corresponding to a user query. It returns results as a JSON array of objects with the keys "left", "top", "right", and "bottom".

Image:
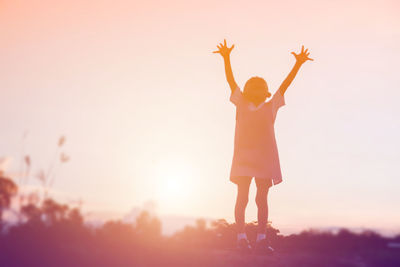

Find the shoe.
[
  {"left": 236, "top": 238, "right": 252, "bottom": 252},
  {"left": 254, "top": 238, "right": 275, "bottom": 255}
]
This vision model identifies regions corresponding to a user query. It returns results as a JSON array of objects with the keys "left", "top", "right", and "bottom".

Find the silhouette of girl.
[{"left": 213, "top": 39, "right": 313, "bottom": 253}]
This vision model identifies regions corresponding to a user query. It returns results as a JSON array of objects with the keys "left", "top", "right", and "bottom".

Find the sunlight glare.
[{"left": 153, "top": 157, "right": 195, "bottom": 213}]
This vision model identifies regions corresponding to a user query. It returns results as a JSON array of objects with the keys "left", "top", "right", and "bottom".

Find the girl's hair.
[{"left": 243, "top": 76, "right": 271, "bottom": 97}]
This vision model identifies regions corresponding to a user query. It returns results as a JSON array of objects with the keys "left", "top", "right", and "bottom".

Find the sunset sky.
[{"left": 1, "top": 0, "right": 400, "bottom": 235}]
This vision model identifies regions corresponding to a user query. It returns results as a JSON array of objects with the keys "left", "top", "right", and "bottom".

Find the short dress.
[{"left": 229, "top": 86, "right": 285, "bottom": 186}]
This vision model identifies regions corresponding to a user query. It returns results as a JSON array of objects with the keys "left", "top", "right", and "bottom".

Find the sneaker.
[
  {"left": 236, "top": 238, "right": 252, "bottom": 252},
  {"left": 254, "top": 238, "right": 274, "bottom": 255}
]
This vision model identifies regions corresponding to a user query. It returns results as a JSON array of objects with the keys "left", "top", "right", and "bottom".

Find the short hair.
[{"left": 243, "top": 76, "right": 269, "bottom": 96}]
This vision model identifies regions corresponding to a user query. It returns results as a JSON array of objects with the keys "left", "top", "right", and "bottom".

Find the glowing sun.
[{"left": 153, "top": 158, "right": 194, "bottom": 211}]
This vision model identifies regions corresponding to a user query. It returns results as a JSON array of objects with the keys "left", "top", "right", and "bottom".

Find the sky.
[{"left": 1, "top": 0, "right": 400, "bottom": 235}]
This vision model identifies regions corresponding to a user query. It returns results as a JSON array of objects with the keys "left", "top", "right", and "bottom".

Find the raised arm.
[
  {"left": 278, "top": 45, "right": 313, "bottom": 96},
  {"left": 213, "top": 39, "right": 238, "bottom": 92}
]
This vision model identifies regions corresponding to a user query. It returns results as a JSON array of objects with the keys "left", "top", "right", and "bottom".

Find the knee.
[
  {"left": 255, "top": 192, "right": 267, "bottom": 208},
  {"left": 236, "top": 193, "right": 249, "bottom": 207}
]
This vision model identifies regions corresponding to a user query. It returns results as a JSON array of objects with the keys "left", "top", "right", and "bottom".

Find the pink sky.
[{"left": 1, "top": 0, "right": 400, "bottom": 235}]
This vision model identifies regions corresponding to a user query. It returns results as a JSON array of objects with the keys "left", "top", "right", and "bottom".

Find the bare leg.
[
  {"left": 234, "top": 177, "right": 252, "bottom": 233},
  {"left": 255, "top": 178, "right": 272, "bottom": 234}
]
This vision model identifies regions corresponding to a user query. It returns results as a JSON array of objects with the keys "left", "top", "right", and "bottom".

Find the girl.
[{"left": 213, "top": 39, "right": 313, "bottom": 253}]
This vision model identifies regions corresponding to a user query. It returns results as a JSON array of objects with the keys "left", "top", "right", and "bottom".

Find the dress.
[{"left": 229, "top": 86, "right": 285, "bottom": 186}]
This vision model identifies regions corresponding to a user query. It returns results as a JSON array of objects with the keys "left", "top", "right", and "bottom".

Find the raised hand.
[
  {"left": 213, "top": 39, "right": 234, "bottom": 58},
  {"left": 291, "top": 45, "right": 313, "bottom": 64}
]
